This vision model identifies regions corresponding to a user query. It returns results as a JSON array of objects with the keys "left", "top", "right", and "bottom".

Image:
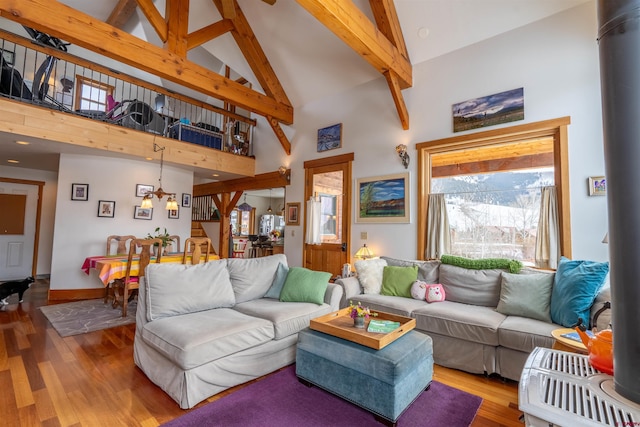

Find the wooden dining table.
[{"left": 81, "top": 253, "right": 220, "bottom": 285}]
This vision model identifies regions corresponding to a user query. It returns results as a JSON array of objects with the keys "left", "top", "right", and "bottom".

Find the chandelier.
[{"left": 141, "top": 143, "right": 179, "bottom": 210}]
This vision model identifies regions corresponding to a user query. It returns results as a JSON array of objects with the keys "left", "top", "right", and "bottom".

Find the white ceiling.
[{"left": 0, "top": 0, "right": 589, "bottom": 176}]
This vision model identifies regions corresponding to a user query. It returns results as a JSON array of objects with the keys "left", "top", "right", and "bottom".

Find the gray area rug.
[{"left": 40, "top": 299, "right": 136, "bottom": 337}]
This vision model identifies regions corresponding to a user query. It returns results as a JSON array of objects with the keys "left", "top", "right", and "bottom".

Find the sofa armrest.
[
  {"left": 334, "top": 277, "right": 363, "bottom": 308},
  {"left": 324, "top": 283, "right": 343, "bottom": 311}
]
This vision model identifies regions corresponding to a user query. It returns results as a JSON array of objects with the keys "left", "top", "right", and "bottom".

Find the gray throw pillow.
[
  {"left": 496, "top": 272, "right": 555, "bottom": 322},
  {"left": 264, "top": 262, "right": 289, "bottom": 299}
]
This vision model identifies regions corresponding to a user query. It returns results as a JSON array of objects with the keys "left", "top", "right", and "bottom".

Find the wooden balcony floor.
[{"left": 0, "top": 278, "right": 522, "bottom": 426}]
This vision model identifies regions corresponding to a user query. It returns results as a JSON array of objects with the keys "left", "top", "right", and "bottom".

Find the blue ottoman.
[{"left": 296, "top": 328, "right": 433, "bottom": 426}]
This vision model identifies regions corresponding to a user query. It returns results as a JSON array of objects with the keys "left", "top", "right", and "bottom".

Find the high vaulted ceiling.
[{"left": 0, "top": 0, "right": 589, "bottom": 175}]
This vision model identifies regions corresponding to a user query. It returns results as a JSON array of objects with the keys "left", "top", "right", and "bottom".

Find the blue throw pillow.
[
  {"left": 264, "top": 263, "right": 289, "bottom": 299},
  {"left": 550, "top": 257, "right": 609, "bottom": 327}
]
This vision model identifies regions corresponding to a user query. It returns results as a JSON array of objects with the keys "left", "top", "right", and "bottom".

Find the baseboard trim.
[{"left": 48, "top": 288, "right": 105, "bottom": 301}]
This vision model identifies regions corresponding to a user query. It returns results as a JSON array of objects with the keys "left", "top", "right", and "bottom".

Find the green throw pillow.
[
  {"left": 441, "top": 254, "right": 523, "bottom": 273},
  {"left": 380, "top": 265, "right": 418, "bottom": 298},
  {"left": 496, "top": 272, "right": 555, "bottom": 322},
  {"left": 279, "top": 267, "right": 331, "bottom": 305}
]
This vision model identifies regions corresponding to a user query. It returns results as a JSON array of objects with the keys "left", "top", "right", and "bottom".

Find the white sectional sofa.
[
  {"left": 133, "top": 254, "right": 343, "bottom": 409},
  {"left": 335, "top": 256, "right": 610, "bottom": 382}
]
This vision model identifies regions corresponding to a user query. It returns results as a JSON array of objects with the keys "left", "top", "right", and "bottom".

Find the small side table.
[{"left": 551, "top": 328, "right": 587, "bottom": 354}]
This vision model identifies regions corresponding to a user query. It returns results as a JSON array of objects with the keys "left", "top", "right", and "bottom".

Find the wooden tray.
[{"left": 309, "top": 307, "right": 416, "bottom": 350}]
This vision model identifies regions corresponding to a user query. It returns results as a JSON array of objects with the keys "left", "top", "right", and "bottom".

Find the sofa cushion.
[
  {"left": 227, "top": 254, "right": 288, "bottom": 303},
  {"left": 279, "top": 267, "right": 331, "bottom": 305},
  {"left": 380, "top": 265, "right": 418, "bottom": 298},
  {"left": 350, "top": 293, "right": 429, "bottom": 317},
  {"left": 439, "top": 264, "right": 504, "bottom": 307},
  {"left": 264, "top": 262, "right": 289, "bottom": 299},
  {"left": 550, "top": 257, "right": 609, "bottom": 328},
  {"left": 381, "top": 256, "right": 440, "bottom": 283},
  {"left": 144, "top": 260, "right": 235, "bottom": 321},
  {"left": 141, "top": 308, "right": 274, "bottom": 370},
  {"left": 354, "top": 258, "right": 387, "bottom": 294},
  {"left": 233, "top": 299, "right": 333, "bottom": 340},
  {"left": 496, "top": 272, "right": 554, "bottom": 322},
  {"left": 497, "top": 315, "right": 558, "bottom": 353},
  {"left": 412, "top": 301, "right": 505, "bottom": 346}
]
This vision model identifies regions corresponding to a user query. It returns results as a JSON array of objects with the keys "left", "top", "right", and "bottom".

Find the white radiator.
[{"left": 519, "top": 347, "right": 640, "bottom": 427}]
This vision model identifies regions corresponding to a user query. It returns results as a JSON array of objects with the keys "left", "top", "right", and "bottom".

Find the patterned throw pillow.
[
  {"left": 426, "top": 284, "right": 446, "bottom": 303},
  {"left": 410, "top": 280, "right": 428, "bottom": 300}
]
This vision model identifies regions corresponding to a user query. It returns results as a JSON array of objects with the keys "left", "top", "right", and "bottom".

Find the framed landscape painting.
[
  {"left": 317, "top": 123, "right": 342, "bottom": 152},
  {"left": 453, "top": 87, "right": 524, "bottom": 132},
  {"left": 356, "top": 173, "right": 409, "bottom": 223}
]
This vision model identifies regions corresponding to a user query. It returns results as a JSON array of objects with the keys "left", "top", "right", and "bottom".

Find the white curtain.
[
  {"left": 535, "top": 186, "right": 560, "bottom": 269},
  {"left": 425, "top": 193, "right": 451, "bottom": 259},
  {"left": 305, "top": 197, "right": 322, "bottom": 245}
]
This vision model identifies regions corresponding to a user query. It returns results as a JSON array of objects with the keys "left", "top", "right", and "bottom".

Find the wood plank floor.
[{"left": 0, "top": 279, "right": 523, "bottom": 426}]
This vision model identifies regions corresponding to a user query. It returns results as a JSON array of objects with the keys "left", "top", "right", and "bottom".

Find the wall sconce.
[
  {"left": 354, "top": 243, "right": 374, "bottom": 260},
  {"left": 396, "top": 144, "right": 410, "bottom": 169},
  {"left": 278, "top": 165, "right": 290, "bottom": 182}
]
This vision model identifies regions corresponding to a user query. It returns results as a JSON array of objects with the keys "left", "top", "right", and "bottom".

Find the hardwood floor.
[{"left": 0, "top": 278, "right": 523, "bottom": 426}]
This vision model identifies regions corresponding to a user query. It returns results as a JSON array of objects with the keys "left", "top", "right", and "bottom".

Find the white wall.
[
  {"left": 0, "top": 165, "right": 58, "bottom": 276},
  {"left": 265, "top": 2, "right": 608, "bottom": 267},
  {"left": 49, "top": 153, "right": 194, "bottom": 291}
]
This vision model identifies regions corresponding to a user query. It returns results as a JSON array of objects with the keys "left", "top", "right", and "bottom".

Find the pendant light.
[
  {"left": 140, "top": 143, "right": 178, "bottom": 210},
  {"left": 237, "top": 193, "right": 252, "bottom": 211},
  {"left": 267, "top": 189, "right": 273, "bottom": 213}
]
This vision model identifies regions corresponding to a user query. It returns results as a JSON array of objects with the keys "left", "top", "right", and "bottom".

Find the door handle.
[{"left": 341, "top": 243, "right": 347, "bottom": 252}]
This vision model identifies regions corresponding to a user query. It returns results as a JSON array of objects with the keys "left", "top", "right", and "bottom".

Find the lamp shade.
[{"left": 355, "top": 244, "right": 374, "bottom": 259}]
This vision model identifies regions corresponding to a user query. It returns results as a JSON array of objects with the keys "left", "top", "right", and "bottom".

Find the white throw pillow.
[{"left": 354, "top": 258, "right": 387, "bottom": 294}]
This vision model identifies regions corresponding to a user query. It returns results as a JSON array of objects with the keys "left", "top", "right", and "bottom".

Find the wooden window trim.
[
  {"left": 416, "top": 117, "right": 572, "bottom": 260},
  {"left": 74, "top": 75, "right": 115, "bottom": 112}
]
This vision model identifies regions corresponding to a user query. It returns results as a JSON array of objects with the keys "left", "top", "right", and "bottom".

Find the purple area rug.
[{"left": 162, "top": 365, "right": 482, "bottom": 427}]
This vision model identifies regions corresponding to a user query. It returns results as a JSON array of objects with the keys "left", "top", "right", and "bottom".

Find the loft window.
[{"left": 74, "top": 76, "right": 114, "bottom": 112}]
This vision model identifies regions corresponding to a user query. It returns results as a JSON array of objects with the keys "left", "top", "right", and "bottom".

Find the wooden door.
[{"left": 303, "top": 154, "right": 353, "bottom": 277}]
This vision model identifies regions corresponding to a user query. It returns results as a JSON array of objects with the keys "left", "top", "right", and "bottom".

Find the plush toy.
[
  {"left": 426, "top": 284, "right": 446, "bottom": 303},
  {"left": 410, "top": 280, "right": 427, "bottom": 300}
]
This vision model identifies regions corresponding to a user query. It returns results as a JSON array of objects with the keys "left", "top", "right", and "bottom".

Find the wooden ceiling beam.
[
  {"left": 135, "top": 0, "right": 168, "bottom": 42},
  {"left": 194, "top": 171, "right": 290, "bottom": 196},
  {"left": 106, "top": 0, "right": 138, "bottom": 29},
  {"left": 186, "top": 19, "right": 233, "bottom": 50},
  {"left": 295, "top": 0, "right": 412, "bottom": 90},
  {"left": 165, "top": 0, "right": 188, "bottom": 57},
  {"left": 0, "top": 0, "right": 293, "bottom": 124},
  {"left": 266, "top": 115, "right": 291, "bottom": 155},
  {"left": 384, "top": 70, "right": 409, "bottom": 130},
  {"left": 369, "top": 0, "right": 409, "bottom": 60}
]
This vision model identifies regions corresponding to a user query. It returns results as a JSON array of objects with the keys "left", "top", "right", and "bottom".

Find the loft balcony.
[{"left": 0, "top": 28, "right": 256, "bottom": 178}]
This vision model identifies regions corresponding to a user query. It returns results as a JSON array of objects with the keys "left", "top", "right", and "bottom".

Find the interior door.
[
  {"left": 303, "top": 154, "right": 353, "bottom": 277},
  {"left": 0, "top": 181, "right": 38, "bottom": 280}
]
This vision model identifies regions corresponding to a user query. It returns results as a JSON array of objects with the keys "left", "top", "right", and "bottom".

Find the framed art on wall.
[
  {"left": 182, "top": 193, "right": 192, "bottom": 207},
  {"left": 168, "top": 207, "right": 179, "bottom": 219},
  {"left": 97, "top": 200, "right": 115, "bottom": 218},
  {"left": 71, "top": 183, "right": 89, "bottom": 201},
  {"left": 355, "top": 173, "right": 410, "bottom": 223},
  {"left": 588, "top": 176, "right": 606, "bottom": 196},
  {"left": 134, "top": 206, "right": 153, "bottom": 220},
  {"left": 136, "top": 184, "right": 154, "bottom": 197},
  {"left": 317, "top": 123, "right": 342, "bottom": 152},
  {"left": 452, "top": 87, "right": 524, "bottom": 133},
  {"left": 286, "top": 202, "right": 300, "bottom": 226}
]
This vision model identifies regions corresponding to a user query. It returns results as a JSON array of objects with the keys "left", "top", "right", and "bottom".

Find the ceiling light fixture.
[
  {"left": 15, "top": 141, "right": 30, "bottom": 145},
  {"left": 141, "top": 143, "right": 178, "bottom": 210},
  {"left": 7, "top": 159, "right": 19, "bottom": 164},
  {"left": 237, "top": 193, "right": 252, "bottom": 211},
  {"left": 267, "top": 189, "right": 273, "bottom": 213}
]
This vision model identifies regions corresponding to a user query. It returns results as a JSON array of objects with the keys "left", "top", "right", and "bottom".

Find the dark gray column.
[{"left": 598, "top": 0, "right": 640, "bottom": 404}]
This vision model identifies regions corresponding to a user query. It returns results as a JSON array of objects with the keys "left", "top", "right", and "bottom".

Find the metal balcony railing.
[{"left": 0, "top": 28, "right": 255, "bottom": 156}]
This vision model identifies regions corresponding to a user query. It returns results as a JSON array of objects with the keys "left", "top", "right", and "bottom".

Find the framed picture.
[
  {"left": 356, "top": 172, "right": 410, "bottom": 223},
  {"left": 182, "top": 193, "right": 192, "bottom": 208},
  {"left": 133, "top": 206, "right": 153, "bottom": 220},
  {"left": 71, "top": 183, "right": 89, "bottom": 201},
  {"left": 453, "top": 87, "right": 524, "bottom": 133},
  {"left": 588, "top": 176, "right": 606, "bottom": 196},
  {"left": 97, "top": 200, "right": 115, "bottom": 218},
  {"left": 1, "top": 50, "right": 14, "bottom": 66},
  {"left": 168, "top": 207, "right": 179, "bottom": 219},
  {"left": 136, "top": 184, "right": 154, "bottom": 197},
  {"left": 286, "top": 202, "right": 300, "bottom": 226},
  {"left": 317, "top": 123, "right": 342, "bottom": 152}
]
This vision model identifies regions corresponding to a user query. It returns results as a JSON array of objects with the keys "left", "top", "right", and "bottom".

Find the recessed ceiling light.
[
  {"left": 145, "top": 157, "right": 153, "bottom": 161},
  {"left": 15, "top": 141, "right": 30, "bottom": 145},
  {"left": 7, "top": 159, "right": 19, "bottom": 164},
  {"left": 418, "top": 27, "right": 430, "bottom": 39},
  {"left": 212, "top": 173, "right": 219, "bottom": 177}
]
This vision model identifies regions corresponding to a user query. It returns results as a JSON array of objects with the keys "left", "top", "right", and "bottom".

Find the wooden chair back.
[
  {"left": 183, "top": 237, "right": 212, "bottom": 264},
  {"left": 106, "top": 235, "right": 136, "bottom": 255},
  {"left": 118, "top": 238, "right": 162, "bottom": 317}
]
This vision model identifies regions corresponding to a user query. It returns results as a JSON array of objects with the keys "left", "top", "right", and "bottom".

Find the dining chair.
[
  {"left": 168, "top": 234, "right": 181, "bottom": 253},
  {"left": 182, "top": 237, "right": 212, "bottom": 264},
  {"left": 113, "top": 238, "right": 162, "bottom": 317},
  {"left": 104, "top": 235, "right": 135, "bottom": 304},
  {"left": 232, "top": 239, "right": 247, "bottom": 258}
]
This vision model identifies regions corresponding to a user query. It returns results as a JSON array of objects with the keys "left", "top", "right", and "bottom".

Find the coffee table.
[{"left": 296, "top": 310, "right": 433, "bottom": 427}]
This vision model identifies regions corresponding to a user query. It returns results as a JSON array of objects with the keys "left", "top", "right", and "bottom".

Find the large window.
[{"left": 417, "top": 117, "right": 572, "bottom": 261}]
